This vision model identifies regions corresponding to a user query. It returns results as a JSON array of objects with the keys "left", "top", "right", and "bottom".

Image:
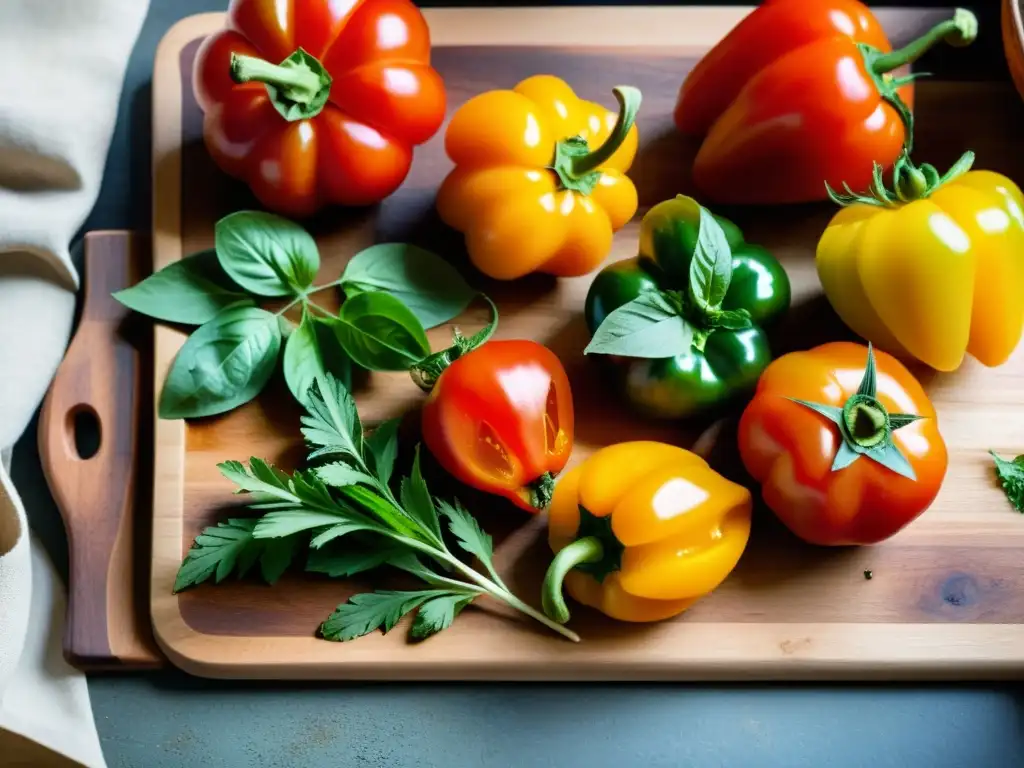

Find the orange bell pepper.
[
  {"left": 541, "top": 441, "right": 751, "bottom": 624},
  {"left": 436, "top": 75, "right": 641, "bottom": 280}
]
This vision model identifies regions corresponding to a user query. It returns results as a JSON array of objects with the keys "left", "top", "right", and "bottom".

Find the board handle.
[{"left": 38, "top": 231, "right": 163, "bottom": 670}]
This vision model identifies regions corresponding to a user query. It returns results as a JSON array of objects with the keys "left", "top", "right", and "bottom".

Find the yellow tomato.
[{"left": 817, "top": 169, "right": 1024, "bottom": 371}]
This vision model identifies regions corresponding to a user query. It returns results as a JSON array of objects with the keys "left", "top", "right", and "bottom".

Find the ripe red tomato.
[{"left": 421, "top": 340, "right": 575, "bottom": 512}]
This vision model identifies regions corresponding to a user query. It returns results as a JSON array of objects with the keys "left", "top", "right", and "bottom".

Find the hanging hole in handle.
[{"left": 66, "top": 404, "right": 101, "bottom": 460}]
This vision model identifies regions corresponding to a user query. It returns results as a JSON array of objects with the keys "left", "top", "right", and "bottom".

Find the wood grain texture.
[
  {"left": 39, "top": 231, "right": 163, "bottom": 670},
  {"left": 152, "top": 8, "right": 1024, "bottom": 680}
]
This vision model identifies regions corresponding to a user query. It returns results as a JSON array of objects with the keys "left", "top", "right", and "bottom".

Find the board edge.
[{"left": 149, "top": 6, "right": 1024, "bottom": 682}]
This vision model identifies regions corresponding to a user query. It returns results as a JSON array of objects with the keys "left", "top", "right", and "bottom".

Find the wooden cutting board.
[{"left": 150, "top": 6, "right": 1024, "bottom": 680}]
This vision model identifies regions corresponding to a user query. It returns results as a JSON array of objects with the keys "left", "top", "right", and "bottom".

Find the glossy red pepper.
[
  {"left": 192, "top": 0, "right": 446, "bottom": 217},
  {"left": 673, "top": 2, "right": 977, "bottom": 205},
  {"left": 420, "top": 340, "right": 574, "bottom": 513}
]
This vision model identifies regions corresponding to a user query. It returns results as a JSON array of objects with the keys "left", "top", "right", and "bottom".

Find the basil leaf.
[
  {"left": 159, "top": 305, "right": 282, "bottom": 419},
  {"left": 341, "top": 244, "right": 475, "bottom": 329},
  {"left": 283, "top": 308, "right": 352, "bottom": 405},
  {"left": 584, "top": 292, "right": 693, "bottom": 358},
  {"left": 330, "top": 292, "right": 431, "bottom": 371},
  {"left": 215, "top": 211, "right": 319, "bottom": 296},
  {"left": 688, "top": 204, "right": 734, "bottom": 314},
  {"left": 113, "top": 249, "right": 252, "bottom": 325},
  {"left": 708, "top": 307, "right": 753, "bottom": 331}
]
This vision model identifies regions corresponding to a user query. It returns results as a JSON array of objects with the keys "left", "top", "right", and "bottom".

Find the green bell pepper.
[{"left": 584, "top": 196, "right": 791, "bottom": 419}]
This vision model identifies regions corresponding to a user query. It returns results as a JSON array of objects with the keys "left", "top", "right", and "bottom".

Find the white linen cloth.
[{"left": 0, "top": 0, "right": 149, "bottom": 765}]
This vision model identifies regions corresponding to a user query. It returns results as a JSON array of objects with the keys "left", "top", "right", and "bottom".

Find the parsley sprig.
[{"left": 173, "top": 372, "right": 579, "bottom": 643}]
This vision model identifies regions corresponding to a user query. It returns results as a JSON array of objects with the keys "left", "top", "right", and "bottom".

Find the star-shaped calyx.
[{"left": 788, "top": 344, "right": 925, "bottom": 481}]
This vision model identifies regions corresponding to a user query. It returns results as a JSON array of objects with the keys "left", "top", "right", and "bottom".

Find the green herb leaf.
[
  {"left": 688, "top": 205, "right": 734, "bottom": 314},
  {"left": 437, "top": 499, "right": 493, "bottom": 566},
  {"left": 339, "top": 484, "right": 424, "bottom": 540},
  {"left": 283, "top": 308, "right": 352, "bottom": 405},
  {"left": 253, "top": 510, "right": 352, "bottom": 539},
  {"left": 320, "top": 590, "right": 446, "bottom": 642},
  {"left": 219, "top": 457, "right": 295, "bottom": 501},
  {"left": 158, "top": 305, "right": 282, "bottom": 419},
  {"left": 173, "top": 519, "right": 301, "bottom": 592},
  {"left": 260, "top": 536, "right": 302, "bottom": 583},
  {"left": 386, "top": 552, "right": 450, "bottom": 584},
  {"left": 584, "top": 292, "right": 692, "bottom": 358},
  {"left": 708, "top": 307, "right": 753, "bottom": 331},
  {"left": 309, "top": 520, "right": 379, "bottom": 549},
  {"left": 315, "top": 462, "right": 377, "bottom": 489},
  {"left": 341, "top": 244, "right": 477, "bottom": 330},
  {"left": 364, "top": 418, "right": 401, "bottom": 486},
  {"left": 300, "top": 373, "right": 363, "bottom": 462},
  {"left": 400, "top": 446, "right": 444, "bottom": 543},
  {"left": 331, "top": 292, "right": 431, "bottom": 371},
  {"left": 990, "top": 451, "right": 1024, "bottom": 513},
  {"left": 306, "top": 543, "right": 398, "bottom": 578},
  {"left": 215, "top": 210, "right": 319, "bottom": 296},
  {"left": 411, "top": 593, "right": 476, "bottom": 640},
  {"left": 112, "top": 249, "right": 252, "bottom": 325}
]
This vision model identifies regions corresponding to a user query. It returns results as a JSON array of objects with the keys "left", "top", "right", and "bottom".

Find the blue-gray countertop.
[{"left": 12, "top": 1, "right": 1023, "bottom": 765}]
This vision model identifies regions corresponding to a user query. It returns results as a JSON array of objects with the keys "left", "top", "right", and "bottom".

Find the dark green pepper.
[{"left": 584, "top": 196, "right": 791, "bottom": 419}]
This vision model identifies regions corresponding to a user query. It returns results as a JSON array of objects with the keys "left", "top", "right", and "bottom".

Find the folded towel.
[{"left": 0, "top": 0, "right": 150, "bottom": 764}]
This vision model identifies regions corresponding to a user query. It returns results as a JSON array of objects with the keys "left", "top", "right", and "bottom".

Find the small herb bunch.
[
  {"left": 585, "top": 205, "right": 754, "bottom": 358},
  {"left": 173, "top": 372, "right": 579, "bottom": 643},
  {"left": 115, "top": 211, "right": 486, "bottom": 419},
  {"left": 990, "top": 451, "right": 1024, "bottom": 513}
]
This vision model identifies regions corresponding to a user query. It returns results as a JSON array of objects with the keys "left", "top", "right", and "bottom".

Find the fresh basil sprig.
[
  {"left": 112, "top": 249, "right": 252, "bottom": 325},
  {"left": 172, "top": 372, "right": 580, "bottom": 643},
  {"left": 339, "top": 243, "right": 477, "bottom": 330},
  {"left": 216, "top": 211, "right": 320, "bottom": 296},
  {"left": 584, "top": 201, "right": 752, "bottom": 359},
  {"left": 330, "top": 291, "right": 431, "bottom": 371},
  {"left": 115, "top": 211, "right": 494, "bottom": 419},
  {"left": 158, "top": 305, "right": 282, "bottom": 419}
]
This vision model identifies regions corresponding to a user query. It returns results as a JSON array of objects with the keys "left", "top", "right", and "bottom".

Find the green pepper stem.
[
  {"left": 569, "top": 86, "right": 641, "bottom": 177},
  {"left": 871, "top": 8, "right": 977, "bottom": 75},
  {"left": 528, "top": 472, "right": 557, "bottom": 510},
  {"left": 230, "top": 52, "right": 321, "bottom": 104},
  {"left": 541, "top": 536, "right": 604, "bottom": 625}
]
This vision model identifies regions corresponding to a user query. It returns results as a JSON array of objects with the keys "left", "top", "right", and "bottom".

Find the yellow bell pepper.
[
  {"left": 817, "top": 149, "right": 1024, "bottom": 372},
  {"left": 541, "top": 441, "right": 751, "bottom": 624},
  {"left": 435, "top": 75, "right": 640, "bottom": 281}
]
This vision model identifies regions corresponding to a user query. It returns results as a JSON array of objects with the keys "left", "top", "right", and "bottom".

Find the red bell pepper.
[
  {"left": 192, "top": 0, "right": 446, "bottom": 218},
  {"left": 673, "top": 2, "right": 977, "bottom": 205}
]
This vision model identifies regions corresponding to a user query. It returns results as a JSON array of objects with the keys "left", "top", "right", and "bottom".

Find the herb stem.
[
  {"left": 275, "top": 294, "right": 306, "bottom": 317},
  {"left": 306, "top": 300, "right": 335, "bottom": 318},
  {"left": 425, "top": 546, "right": 580, "bottom": 642}
]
